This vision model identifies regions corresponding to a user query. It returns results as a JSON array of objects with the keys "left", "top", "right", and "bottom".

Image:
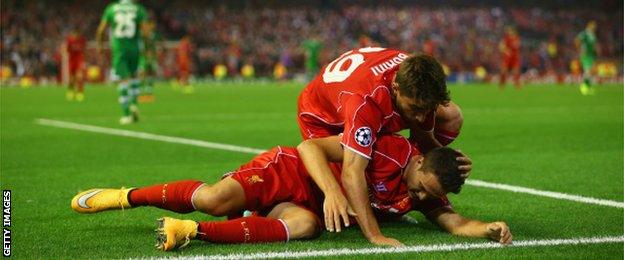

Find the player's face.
[
  {"left": 405, "top": 157, "right": 446, "bottom": 201},
  {"left": 393, "top": 89, "right": 433, "bottom": 124}
]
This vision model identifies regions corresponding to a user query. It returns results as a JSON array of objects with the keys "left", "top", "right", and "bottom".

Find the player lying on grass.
[{"left": 71, "top": 135, "right": 512, "bottom": 250}]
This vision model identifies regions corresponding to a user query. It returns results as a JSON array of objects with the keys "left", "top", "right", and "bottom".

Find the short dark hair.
[
  {"left": 421, "top": 147, "right": 464, "bottom": 194},
  {"left": 395, "top": 54, "right": 450, "bottom": 111}
]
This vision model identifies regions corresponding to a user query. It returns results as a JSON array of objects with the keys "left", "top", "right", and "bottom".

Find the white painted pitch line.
[
  {"left": 466, "top": 180, "right": 624, "bottom": 209},
  {"left": 35, "top": 118, "right": 266, "bottom": 155},
  {"left": 154, "top": 235, "right": 624, "bottom": 260},
  {"left": 35, "top": 118, "right": 624, "bottom": 209}
]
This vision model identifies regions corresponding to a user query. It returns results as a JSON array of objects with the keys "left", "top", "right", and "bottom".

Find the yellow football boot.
[
  {"left": 155, "top": 217, "right": 199, "bottom": 251},
  {"left": 75, "top": 92, "right": 84, "bottom": 102},
  {"left": 71, "top": 188, "right": 133, "bottom": 213}
]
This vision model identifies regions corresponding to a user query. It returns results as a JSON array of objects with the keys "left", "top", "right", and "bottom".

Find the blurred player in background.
[
  {"left": 63, "top": 27, "right": 87, "bottom": 102},
  {"left": 138, "top": 17, "right": 160, "bottom": 103},
  {"left": 302, "top": 34, "right": 323, "bottom": 81},
  {"left": 576, "top": 21, "right": 598, "bottom": 95},
  {"left": 176, "top": 34, "right": 194, "bottom": 94},
  {"left": 96, "top": 0, "right": 148, "bottom": 125},
  {"left": 498, "top": 26, "right": 521, "bottom": 89}
]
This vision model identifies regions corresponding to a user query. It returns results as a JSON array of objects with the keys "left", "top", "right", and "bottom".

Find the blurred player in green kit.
[
  {"left": 575, "top": 21, "right": 599, "bottom": 95},
  {"left": 138, "top": 16, "right": 160, "bottom": 103},
  {"left": 302, "top": 35, "right": 323, "bottom": 81},
  {"left": 96, "top": 0, "right": 149, "bottom": 124}
]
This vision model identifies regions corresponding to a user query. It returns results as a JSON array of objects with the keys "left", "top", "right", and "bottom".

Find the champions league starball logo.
[{"left": 354, "top": 127, "right": 372, "bottom": 147}]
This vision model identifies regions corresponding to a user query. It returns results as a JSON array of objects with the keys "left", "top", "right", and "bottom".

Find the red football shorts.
[
  {"left": 227, "top": 147, "right": 324, "bottom": 219},
  {"left": 502, "top": 55, "right": 520, "bottom": 70},
  {"left": 69, "top": 58, "right": 84, "bottom": 75}
]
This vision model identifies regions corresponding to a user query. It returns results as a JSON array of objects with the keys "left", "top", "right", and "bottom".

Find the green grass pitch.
[{"left": 1, "top": 81, "right": 623, "bottom": 258}]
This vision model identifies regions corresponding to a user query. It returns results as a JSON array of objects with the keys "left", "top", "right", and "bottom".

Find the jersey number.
[
  {"left": 114, "top": 12, "right": 137, "bottom": 38},
  {"left": 322, "top": 47, "right": 386, "bottom": 83}
]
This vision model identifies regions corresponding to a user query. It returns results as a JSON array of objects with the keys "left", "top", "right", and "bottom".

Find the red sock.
[
  {"left": 197, "top": 216, "right": 288, "bottom": 243},
  {"left": 128, "top": 180, "right": 204, "bottom": 213},
  {"left": 435, "top": 129, "right": 460, "bottom": 146}
]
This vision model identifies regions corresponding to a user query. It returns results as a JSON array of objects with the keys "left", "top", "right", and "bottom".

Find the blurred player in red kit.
[
  {"left": 499, "top": 26, "right": 521, "bottom": 88},
  {"left": 63, "top": 28, "right": 87, "bottom": 101},
  {"left": 176, "top": 34, "right": 194, "bottom": 93}
]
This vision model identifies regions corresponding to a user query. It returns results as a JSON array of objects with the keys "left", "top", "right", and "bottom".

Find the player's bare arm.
[
  {"left": 342, "top": 148, "right": 403, "bottom": 247},
  {"left": 430, "top": 207, "right": 512, "bottom": 244},
  {"left": 297, "top": 136, "right": 354, "bottom": 233}
]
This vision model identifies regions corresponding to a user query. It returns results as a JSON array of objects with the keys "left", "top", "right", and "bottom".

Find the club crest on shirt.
[
  {"left": 374, "top": 182, "right": 387, "bottom": 192},
  {"left": 354, "top": 127, "right": 372, "bottom": 147},
  {"left": 246, "top": 175, "right": 264, "bottom": 184}
]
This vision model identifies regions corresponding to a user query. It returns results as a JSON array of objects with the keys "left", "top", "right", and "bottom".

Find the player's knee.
[
  {"left": 283, "top": 212, "right": 321, "bottom": 240},
  {"left": 192, "top": 186, "right": 231, "bottom": 216}
]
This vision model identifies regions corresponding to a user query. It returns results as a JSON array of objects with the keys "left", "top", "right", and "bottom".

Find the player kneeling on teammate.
[{"left": 71, "top": 137, "right": 511, "bottom": 250}]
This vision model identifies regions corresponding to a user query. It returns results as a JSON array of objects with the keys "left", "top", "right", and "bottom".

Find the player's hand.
[
  {"left": 455, "top": 150, "right": 472, "bottom": 179},
  {"left": 323, "top": 191, "right": 356, "bottom": 232},
  {"left": 369, "top": 235, "right": 405, "bottom": 247},
  {"left": 486, "top": 222, "right": 512, "bottom": 245}
]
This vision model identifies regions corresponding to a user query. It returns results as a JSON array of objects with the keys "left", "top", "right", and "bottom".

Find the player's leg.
[
  {"left": 156, "top": 202, "right": 321, "bottom": 251},
  {"left": 70, "top": 177, "right": 246, "bottom": 215},
  {"left": 117, "top": 79, "right": 133, "bottom": 124},
  {"left": 112, "top": 52, "right": 134, "bottom": 124},
  {"left": 67, "top": 73, "right": 75, "bottom": 101},
  {"left": 75, "top": 63, "right": 85, "bottom": 102},
  {"left": 512, "top": 58, "right": 521, "bottom": 89},
  {"left": 434, "top": 101, "right": 463, "bottom": 146},
  {"left": 580, "top": 55, "right": 595, "bottom": 95},
  {"left": 499, "top": 61, "right": 509, "bottom": 88},
  {"left": 128, "top": 51, "right": 141, "bottom": 121}
]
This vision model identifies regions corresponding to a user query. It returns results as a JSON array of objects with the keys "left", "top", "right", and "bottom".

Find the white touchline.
[
  {"left": 35, "top": 118, "right": 266, "bottom": 155},
  {"left": 150, "top": 235, "right": 624, "bottom": 260},
  {"left": 466, "top": 180, "right": 624, "bottom": 208},
  {"left": 36, "top": 118, "right": 624, "bottom": 209}
]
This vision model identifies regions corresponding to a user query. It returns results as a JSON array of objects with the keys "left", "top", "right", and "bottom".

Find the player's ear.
[{"left": 412, "top": 155, "right": 425, "bottom": 168}]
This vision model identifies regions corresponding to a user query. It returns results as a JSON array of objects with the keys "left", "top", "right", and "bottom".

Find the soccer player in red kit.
[
  {"left": 71, "top": 135, "right": 510, "bottom": 250},
  {"left": 176, "top": 34, "right": 194, "bottom": 93},
  {"left": 499, "top": 26, "right": 522, "bottom": 88},
  {"left": 64, "top": 28, "right": 87, "bottom": 101},
  {"left": 297, "top": 47, "right": 465, "bottom": 246}
]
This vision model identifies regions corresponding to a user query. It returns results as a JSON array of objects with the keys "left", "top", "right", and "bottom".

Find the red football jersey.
[
  {"left": 330, "top": 134, "right": 451, "bottom": 216},
  {"left": 65, "top": 35, "right": 86, "bottom": 60},
  {"left": 298, "top": 47, "right": 435, "bottom": 159},
  {"left": 502, "top": 34, "right": 521, "bottom": 58},
  {"left": 177, "top": 39, "right": 192, "bottom": 64}
]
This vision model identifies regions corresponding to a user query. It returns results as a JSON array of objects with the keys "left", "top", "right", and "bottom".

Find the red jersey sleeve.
[{"left": 340, "top": 94, "right": 384, "bottom": 159}]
